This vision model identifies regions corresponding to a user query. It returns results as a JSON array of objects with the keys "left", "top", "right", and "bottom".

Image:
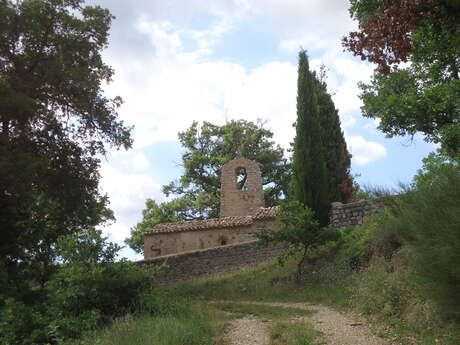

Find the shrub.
[
  {"left": 0, "top": 229, "right": 158, "bottom": 345},
  {"left": 391, "top": 152, "right": 460, "bottom": 318},
  {"left": 336, "top": 211, "right": 396, "bottom": 270},
  {"left": 44, "top": 229, "right": 158, "bottom": 341},
  {"left": 256, "top": 201, "right": 340, "bottom": 281},
  {"left": 348, "top": 257, "right": 411, "bottom": 319},
  {"left": 0, "top": 298, "right": 51, "bottom": 345}
]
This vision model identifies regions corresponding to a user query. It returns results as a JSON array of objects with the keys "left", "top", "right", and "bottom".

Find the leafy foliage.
[
  {"left": 257, "top": 201, "right": 339, "bottom": 280},
  {"left": 165, "top": 120, "right": 290, "bottom": 217},
  {"left": 0, "top": 229, "right": 157, "bottom": 345},
  {"left": 343, "top": 0, "right": 448, "bottom": 73},
  {"left": 359, "top": 69, "right": 460, "bottom": 155},
  {"left": 46, "top": 229, "right": 157, "bottom": 341},
  {"left": 0, "top": 1, "right": 145, "bottom": 343},
  {"left": 412, "top": 149, "right": 459, "bottom": 189},
  {"left": 127, "top": 119, "right": 290, "bottom": 253},
  {"left": 0, "top": 0, "right": 131, "bottom": 307},
  {"left": 336, "top": 211, "right": 394, "bottom": 270},
  {"left": 343, "top": 0, "right": 460, "bottom": 156},
  {"left": 391, "top": 152, "right": 460, "bottom": 317},
  {"left": 126, "top": 198, "right": 191, "bottom": 254}
]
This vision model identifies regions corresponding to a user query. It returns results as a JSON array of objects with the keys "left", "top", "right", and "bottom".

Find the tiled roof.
[
  {"left": 146, "top": 206, "right": 280, "bottom": 235},
  {"left": 253, "top": 206, "right": 280, "bottom": 220}
]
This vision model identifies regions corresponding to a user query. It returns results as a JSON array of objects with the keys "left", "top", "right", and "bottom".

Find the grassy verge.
[
  {"left": 270, "top": 321, "right": 324, "bottom": 345},
  {"left": 64, "top": 304, "right": 227, "bottom": 345},
  {"left": 171, "top": 259, "right": 309, "bottom": 302},
  {"left": 213, "top": 302, "right": 314, "bottom": 319},
  {"left": 171, "top": 254, "right": 352, "bottom": 307}
]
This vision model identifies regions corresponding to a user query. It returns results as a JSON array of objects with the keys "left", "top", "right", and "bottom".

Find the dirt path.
[
  {"left": 220, "top": 301, "right": 392, "bottom": 345},
  {"left": 223, "top": 316, "right": 270, "bottom": 345}
]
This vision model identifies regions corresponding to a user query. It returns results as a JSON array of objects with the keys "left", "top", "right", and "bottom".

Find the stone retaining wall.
[
  {"left": 137, "top": 240, "right": 284, "bottom": 285},
  {"left": 138, "top": 199, "right": 389, "bottom": 285},
  {"left": 329, "top": 200, "right": 386, "bottom": 229}
]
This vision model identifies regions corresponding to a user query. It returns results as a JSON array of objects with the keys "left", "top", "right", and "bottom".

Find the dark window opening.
[{"left": 236, "top": 167, "right": 249, "bottom": 190}]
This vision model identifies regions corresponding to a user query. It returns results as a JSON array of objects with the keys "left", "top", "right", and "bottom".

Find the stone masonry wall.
[
  {"left": 329, "top": 200, "right": 385, "bottom": 229},
  {"left": 220, "top": 157, "right": 265, "bottom": 217},
  {"left": 137, "top": 240, "right": 283, "bottom": 285},
  {"left": 138, "top": 200, "right": 387, "bottom": 285}
]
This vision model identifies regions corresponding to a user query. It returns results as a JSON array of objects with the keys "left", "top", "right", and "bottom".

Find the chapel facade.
[{"left": 143, "top": 157, "right": 279, "bottom": 259}]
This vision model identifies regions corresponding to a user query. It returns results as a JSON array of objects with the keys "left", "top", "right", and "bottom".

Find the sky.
[{"left": 90, "top": 0, "right": 436, "bottom": 260}]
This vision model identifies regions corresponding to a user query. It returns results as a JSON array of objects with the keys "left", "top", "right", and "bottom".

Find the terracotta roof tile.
[
  {"left": 145, "top": 206, "right": 280, "bottom": 235},
  {"left": 252, "top": 206, "right": 280, "bottom": 220}
]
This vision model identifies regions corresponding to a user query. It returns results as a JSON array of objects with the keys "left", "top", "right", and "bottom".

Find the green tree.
[
  {"left": 126, "top": 198, "right": 191, "bottom": 254},
  {"left": 256, "top": 201, "right": 339, "bottom": 281},
  {"left": 127, "top": 119, "right": 291, "bottom": 253},
  {"left": 343, "top": 0, "right": 460, "bottom": 157},
  {"left": 292, "top": 50, "right": 329, "bottom": 226},
  {"left": 413, "top": 149, "right": 459, "bottom": 189},
  {"left": 317, "top": 67, "right": 354, "bottom": 203},
  {"left": 45, "top": 229, "right": 155, "bottom": 341},
  {"left": 0, "top": 0, "right": 131, "bottom": 330}
]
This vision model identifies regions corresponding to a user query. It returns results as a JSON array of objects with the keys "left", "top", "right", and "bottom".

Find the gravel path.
[
  {"left": 220, "top": 301, "right": 392, "bottom": 345},
  {"left": 223, "top": 316, "right": 270, "bottom": 345},
  {"left": 264, "top": 302, "right": 390, "bottom": 345}
]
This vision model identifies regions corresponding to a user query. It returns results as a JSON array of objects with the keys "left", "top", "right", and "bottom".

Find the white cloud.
[
  {"left": 332, "top": 58, "right": 374, "bottom": 114},
  {"left": 265, "top": 1, "right": 355, "bottom": 54},
  {"left": 105, "top": 150, "right": 150, "bottom": 172},
  {"left": 346, "top": 135, "right": 388, "bottom": 165},
  {"left": 224, "top": 61, "right": 297, "bottom": 150},
  {"left": 104, "top": 20, "right": 300, "bottom": 151},
  {"left": 99, "top": 159, "right": 165, "bottom": 243},
  {"left": 102, "top": 1, "right": 376, "bottom": 151},
  {"left": 136, "top": 20, "right": 183, "bottom": 59}
]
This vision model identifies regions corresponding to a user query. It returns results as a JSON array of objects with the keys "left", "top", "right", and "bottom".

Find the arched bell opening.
[{"left": 235, "top": 167, "right": 249, "bottom": 191}]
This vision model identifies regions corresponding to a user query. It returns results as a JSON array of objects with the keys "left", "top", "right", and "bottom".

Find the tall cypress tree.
[
  {"left": 292, "top": 50, "right": 329, "bottom": 226},
  {"left": 316, "top": 71, "right": 353, "bottom": 204},
  {"left": 292, "top": 52, "right": 353, "bottom": 227}
]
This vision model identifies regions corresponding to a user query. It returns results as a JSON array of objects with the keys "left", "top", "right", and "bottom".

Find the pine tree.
[{"left": 292, "top": 50, "right": 329, "bottom": 226}]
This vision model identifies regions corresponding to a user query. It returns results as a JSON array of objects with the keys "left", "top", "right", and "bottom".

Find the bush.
[
  {"left": 256, "top": 201, "right": 340, "bottom": 281},
  {"left": 44, "top": 229, "right": 158, "bottom": 341},
  {"left": 391, "top": 152, "right": 460, "bottom": 318},
  {"left": 0, "top": 229, "right": 158, "bottom": 345},
  {"left": 0, "top": 298, "right": 51, "bottom": 345},
  {"left": 348, "top": 257, "right": 412, "bottom": 319},
  {"left": 336, "top": 211, "right": 397, "bottom": 270}
]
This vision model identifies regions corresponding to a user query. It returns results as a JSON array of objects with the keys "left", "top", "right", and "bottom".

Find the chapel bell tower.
[{"left": 219, "top": 157, "right": 265, "bottom": 217}]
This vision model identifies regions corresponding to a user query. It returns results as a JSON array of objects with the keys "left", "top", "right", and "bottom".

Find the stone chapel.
[{"left": 143, "top": 157, "right": 280, "bottom": 259}]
